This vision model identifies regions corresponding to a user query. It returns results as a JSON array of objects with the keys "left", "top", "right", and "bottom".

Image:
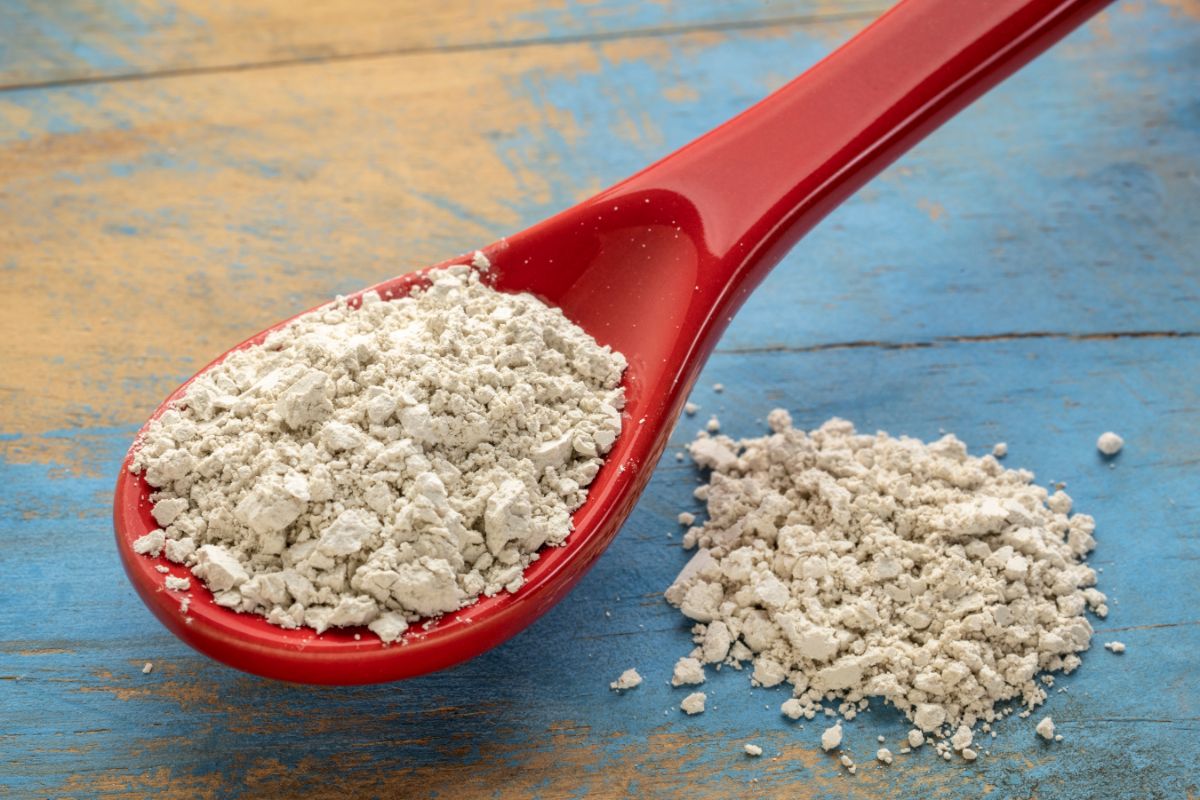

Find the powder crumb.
[
  {"left": 685, "top": 402, "right": 699, "bottom": 416},
  {"left": 992, "top": 442, "right": 1008, "bottom": 458},
  {"left": 677, "top": 512, "right": 696, "bottom": 526},
  {"left": 907, "top": 730, "right": 925, "bottom": 748},
  {"left": 744, "top": 743, "right": 763, "bottom": 757},
  {"left": 164, "top": 576, "right": 191, "bottom": 591},
  {"left": 675, "top": 452, "right": 685, "bottom": 462},
  {"left": 154, "top": 565, "right": 170, "bottom": 574},
  {"left": 713, "top": 383, "right": 724, "bottom": 393},
  {"left": 962, "top": 748, "right": 978, "bottom": 761},
  {"left": 611, "top": 668, "right": 643, "bottom": 691},
  {"left": 129, "top": 267, "right": 626, "bottom": 642},
  {"left": 706, "top": 416, "right": 720, "bottom": 433},
  {"left": 1097, "top": 431, "right": 1124, "bottom": 456},
  {"left": 681, "top": 692, "right": 707, "bottom": 715},
  {"left": 1099, "top": 431, "right": 1123, "bottom": 455},
  {"left": 1104, "top": 641, "right": 1126, "bottom": 654},
  {"left": 131, "top": 530, "right": 165, "bottom": 557},
  {"left": 821, "top": 722, "right": 843, "bottom": 752},
  {"left": 781, "top": 699, "right": 805, "bottom": 720},
  {"left": 1036, "top": 716, "right": 1056, "bottom": 740},
  {"left": 876, "top": 748, "right": 893, "bottom": 764},
  {"left": 142, "top": 662, "right": 153, "bottom": 674},
  {"left": 950, "top": 726, "right": 973, "bottom": 751},
  {"left": 672, "top": 657, "right": 706, "bottom": 686},
  {"left": 666, "top": 414, "right": 1105, "bottom": 739},
  {"left": 470, "top": 250, "right": 490, "bottom": 272},
  {"left": 839, "top": 754, "right": 855, "bottom": 773},
  {"left": 900, "top": 747, "right": 911, "bottom": 754}
]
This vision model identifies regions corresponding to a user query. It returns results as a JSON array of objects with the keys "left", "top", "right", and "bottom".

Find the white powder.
[
  {"left": 667, "top": 413, "right": 1105, "bottom": 739},
  {"left": 876, "top": 747, "right": 893, "bottom": 764},
  {"left": 950, "top": 725, "right": 973, "bottom": 751},
  {"left": 611, "top": 668, "right": 642, "bottom": 691},
  {"left": 141, "top": 662, "right": 153, "bottom": 674},
  {"left": 681, "top": 692, "right": 707, "bottom": 715},
  {"left": 1036, "top": 716, "right": 1056, "bottom": 740},
  {"left": 130, "top": 265, "right": 626, "bottom": 642},
  {"left": 743, "top": 743, "right": 763, "bottom": 757},
  {"left": 781, "top": 698, "right": 808, "bottom": 720},
  {"left": 821, "top": 722, "right": 843, "bottom": 751},
  {"left": 671, "top": 657, "right": 706, "bottom": 686},
  {"left": 1104, "top": 641, "right": 1126, "bottom": 653},
  {"left": 1097, "top": 432, "right": 1124, "bottom": 456}
]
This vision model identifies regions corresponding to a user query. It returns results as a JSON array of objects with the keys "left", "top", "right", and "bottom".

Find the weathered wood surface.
[{"left": 1, "top": 1, "right": 1197, "bottom": 798}]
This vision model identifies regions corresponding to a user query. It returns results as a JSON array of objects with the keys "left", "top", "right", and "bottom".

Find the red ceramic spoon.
[{"left": 115, "top": 0, "right": 1111, "bottom": 683}]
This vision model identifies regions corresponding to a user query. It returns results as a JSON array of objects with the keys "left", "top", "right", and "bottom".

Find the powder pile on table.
[
  {"left": 667, "top": 413, "right": 1105, "bottom": 758},
  {"left": 130, "top": 262, "right": 626, "bottom": 642}
]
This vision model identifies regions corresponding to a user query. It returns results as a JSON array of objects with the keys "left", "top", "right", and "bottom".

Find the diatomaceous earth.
[
  {"left": 130, "top": 263, "right": 626, "bottom": 642},
  {"left": 668, "top": 412, "right": 1105, "bottom": 745}
]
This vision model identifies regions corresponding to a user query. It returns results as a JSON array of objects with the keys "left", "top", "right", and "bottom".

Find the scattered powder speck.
[
  {"left": 681, "top": 692, "right": 707, "bottom": 715},
  {"left": 685, "top": 402, "right": 699, "bottom": 416},
  {"left": 876, "top": 747, "right": 894, "bottom": 764},
  {"left": 744, "top": 743, "right": 763, "bottom": 757},
  {"left": 1104, "top": 641, "right": 1126, "bottom": 654},
  {"left": 142, "top": 662, "right": 153, "bottom": 674},
  {"left": 992, "top": 442, "right": 1008, "bottom": 458},
  {"left": 129, "top": 265, "right": 626, "bottom": 642},
  {"left": 1097, "top": 432, "right": 1124, "bottom": 456},
  {"left": 781, "top": 698, "right": 807, "bottom": 720},
  {"left": 611, "top": 668, "right": 643, "bottom": 691},
  {"left": 1036, "top": 716, "right": 1056, "bottom": 740},
  {"left": 821, "top": 722, "right": 843, "bottom": 751}
]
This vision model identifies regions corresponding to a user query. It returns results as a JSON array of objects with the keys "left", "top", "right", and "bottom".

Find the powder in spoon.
[
  {"left": 129, "top": 262, "right": 626, "bottom": 642},
  {"left": 668, "top": 412, "right": 1105, "bottom": 753}
]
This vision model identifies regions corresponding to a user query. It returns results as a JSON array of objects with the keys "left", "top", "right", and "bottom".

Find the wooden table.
[{"left": 1, "top": 1, "right": 1197, "bottom": 797}]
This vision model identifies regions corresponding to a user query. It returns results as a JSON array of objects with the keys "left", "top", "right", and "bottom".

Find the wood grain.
[
  {"left": 0, "top": 0, "right": 1197, "bottom": 798},
  {"left": 0, "top": 0, "right": 884, "bottom": 88}
]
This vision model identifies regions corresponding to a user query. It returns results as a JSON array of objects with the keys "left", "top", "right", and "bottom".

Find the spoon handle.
[{"left": 609, "top": 0, "right": 1112, "bottom": 311}]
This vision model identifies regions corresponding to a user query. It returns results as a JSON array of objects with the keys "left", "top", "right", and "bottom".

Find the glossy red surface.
[{"left": 114, "top": 0, "right": 1112, "bottom": 684}]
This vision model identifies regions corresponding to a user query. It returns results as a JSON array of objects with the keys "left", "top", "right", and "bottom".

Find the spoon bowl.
[{"left": 115, "top": 0, "right": 1110, "bottom": 683}]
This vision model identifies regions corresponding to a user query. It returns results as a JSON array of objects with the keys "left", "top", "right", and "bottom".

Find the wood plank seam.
[
  {"left": 0, "top": 7, "right": 886, "bottom": 95},
  {"left": 719, "top": 329, "right": 1200, "bottom": 354}
]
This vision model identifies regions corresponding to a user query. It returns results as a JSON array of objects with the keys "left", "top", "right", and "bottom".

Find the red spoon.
[{"left": 115, "top": 0, "right": 1111, "bottom": 684}]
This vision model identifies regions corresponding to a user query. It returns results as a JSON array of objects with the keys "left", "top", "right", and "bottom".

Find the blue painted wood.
[{"left": 0, "top": 1, "right": 1197, "bottom": 798}]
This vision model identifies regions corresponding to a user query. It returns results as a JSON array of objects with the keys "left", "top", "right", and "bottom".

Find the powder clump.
[
  {"left": 666, "top": 414, "right": 1105, "bottom": 736},
  {"left": 681, "top": 692, "right": 707, "bottom": 715},
  {"left": 611, "top": 668, "right": 643, "bottom": 691},
  {"left": 1097, "top": 431, "right": 1124, "bottom": 456},
  {"left": 130, "top": 265, "right": 626, "bottom": 641}
]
